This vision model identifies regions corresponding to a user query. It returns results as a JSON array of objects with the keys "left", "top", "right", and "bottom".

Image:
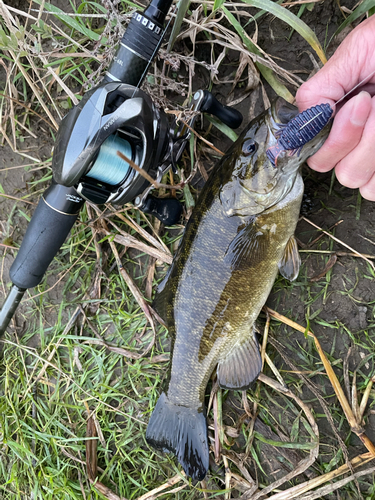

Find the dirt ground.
[{"left": 0, "top": 0, "right": 374, "bottom": 497}]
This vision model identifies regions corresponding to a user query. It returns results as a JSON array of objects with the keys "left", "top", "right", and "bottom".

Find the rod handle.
[{"left": 10, "top": 185, "right": 84, "bottom": 290}]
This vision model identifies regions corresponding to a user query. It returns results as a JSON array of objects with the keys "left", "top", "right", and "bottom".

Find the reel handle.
[
  {"left": 201, "top": 90, "right": 243, "bottom": 129},
  {"left": 9, "top": 185, "right": 84, "bottom": 290},
  {"left": 138, "top": 195, "right": 183, "bottom": 226}
]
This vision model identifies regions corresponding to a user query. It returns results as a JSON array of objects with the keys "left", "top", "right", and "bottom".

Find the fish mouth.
[
  {"left": 268, "top": 97, "right": 331, "bottom": 167},
  {"left": 265, "top": 98, "right": 300, "bottom": 165}
]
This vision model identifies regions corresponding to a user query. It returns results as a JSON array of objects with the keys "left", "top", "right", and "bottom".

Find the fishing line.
[
  {"left": 334, "top": 68, "right": 375, "bottom": 106},
  {"left": 86, "top": 134, "right": 132, "bottom": 185}
]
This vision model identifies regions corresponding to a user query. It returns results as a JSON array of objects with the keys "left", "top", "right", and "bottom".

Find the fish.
[{"left": 146, "top": 97, "right": 331, "bottom": 481}]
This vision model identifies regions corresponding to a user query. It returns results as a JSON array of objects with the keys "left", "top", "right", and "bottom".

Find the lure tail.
[{"left": 146, "top": 392, "right": 209, "bottom": 480}]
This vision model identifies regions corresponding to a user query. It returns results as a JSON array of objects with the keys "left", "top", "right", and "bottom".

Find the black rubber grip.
[
  {"left": 10, "top": 197, "right": 79, "bottom": 289},
  {"left": 201, "top": 91, "right": 243, "bottom": 129}
]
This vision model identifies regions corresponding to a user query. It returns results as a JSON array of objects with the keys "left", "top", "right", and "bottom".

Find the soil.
[{"left": 0, "top": 0, "right": 374, "bottom": 496}]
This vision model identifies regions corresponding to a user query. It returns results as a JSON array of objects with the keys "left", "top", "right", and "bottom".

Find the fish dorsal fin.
[
  {"left": 223, "top": 219, "right": 270, "bottom": 271},
  {"left": 278, "top": 235, "right": 300, "bottom": 281},
  {"left": 152, "top": 270, "right": 174, "bottom": 329},
  {"left": 217, "top": 330, "right": 262, "bottom": 390}
]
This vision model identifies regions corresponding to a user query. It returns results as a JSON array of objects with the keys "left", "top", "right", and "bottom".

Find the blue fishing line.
[{"left": 87, "top": 134, "right": 132, "bottom": 185}]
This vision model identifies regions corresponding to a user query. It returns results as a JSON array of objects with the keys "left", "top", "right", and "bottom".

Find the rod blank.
[{"left": 0, "top": 285, "right": 26, "bottom": 336}]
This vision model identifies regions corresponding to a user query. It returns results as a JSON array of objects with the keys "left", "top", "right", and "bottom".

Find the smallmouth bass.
[{"left": 146, "top": 98, "right": 331, "bottom": 480}]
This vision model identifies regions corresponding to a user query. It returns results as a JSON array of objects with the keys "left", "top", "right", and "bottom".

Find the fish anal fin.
[
  {"left": 146, "top": 393, "right": 209, "bottom": 481},
  {"left": 278, "top": 235, "right": 301, "bottom": 281},
  {"left": 224, "top": 220, "right": 270, "bottom": 271},
  {"left": 217, "top": 331, "right": 262, "bottom": 390}
]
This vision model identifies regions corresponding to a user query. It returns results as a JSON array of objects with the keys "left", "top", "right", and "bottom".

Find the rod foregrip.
[
  {"left": 104, "top": 13, "right": 163, "bottom": 85},
  {"left": 104, "top": 0, "right": 173, "bottom": 86},
  {"left": 9, "top": 185, "right": 84, "bottom": 290}
]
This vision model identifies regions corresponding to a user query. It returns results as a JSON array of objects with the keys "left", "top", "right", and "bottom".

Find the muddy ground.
[{"left": 0, "top": 0, "right": 374, "bottom": 497}]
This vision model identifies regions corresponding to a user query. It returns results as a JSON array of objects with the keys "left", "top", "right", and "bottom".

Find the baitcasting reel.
[{"left": 53, "top": 82, "right": 243, "bottom": 221}]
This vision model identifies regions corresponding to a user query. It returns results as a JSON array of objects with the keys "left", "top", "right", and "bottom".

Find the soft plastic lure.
[{"left": 266, "top": 103, "right": 333, "bottom": 165}]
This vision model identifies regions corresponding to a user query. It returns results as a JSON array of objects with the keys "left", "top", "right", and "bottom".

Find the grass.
[{"left": 0, "top": 0, "right": 375, "bottom": 499}]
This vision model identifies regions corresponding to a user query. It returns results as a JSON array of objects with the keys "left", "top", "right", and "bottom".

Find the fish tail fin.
[{"left": 146, "top": 392, "right": 209, "bottom": 481}]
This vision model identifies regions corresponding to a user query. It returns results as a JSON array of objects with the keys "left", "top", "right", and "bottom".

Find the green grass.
[{"left": 1, "top": 0, "right": 375, "bottom": 498}]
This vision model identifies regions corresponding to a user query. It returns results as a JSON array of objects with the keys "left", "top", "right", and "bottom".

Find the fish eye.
[{"left": 242, "top": 139, "right": 257, "bottom": 156}]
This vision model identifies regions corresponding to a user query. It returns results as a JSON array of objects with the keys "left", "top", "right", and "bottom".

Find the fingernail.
[{"left": 350, "top": 91, "right": 371, "bottom": 127}]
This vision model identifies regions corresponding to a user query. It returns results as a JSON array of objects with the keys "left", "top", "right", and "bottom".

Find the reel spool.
[{"left": 86, "top": 133, "right": 132, "bottom": 186}]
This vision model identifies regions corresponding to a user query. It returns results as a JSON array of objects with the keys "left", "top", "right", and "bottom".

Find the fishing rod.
[{"left": 0, "top": 0, "right": 242, "bottom": 336}]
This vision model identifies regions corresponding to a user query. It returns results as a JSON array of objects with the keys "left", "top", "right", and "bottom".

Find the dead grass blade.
[
  {"left": 248, "top": 373, "right": 319, "bottom": 500},
  {"left": 213, "top": 387, "right": 221, "bottom": 461},
  {"left": 222, "top": 452, "right": 258, "bottom": 496},
  {"left": 108, "top": 237, "right": 156, "bottom": 345},
  {"left": 7, "top": 50, "right": 59, "bottom": 130},
  {"left": 102, "top": 226, "right": 172, "bottom": 264},
  {"left": 114, "top": 212, "right": 170, "bottom": 255},
  {"left": 86, "top": 417, "right": 129, "bottom": 500},
  {"left": 299, "top": 249, "right": 375, "bottom": 259},
  {"left": 359, "top": 374, "right": 375, "bottom": 422},
  {"left": 302, "top": 217, "right": 375, "bottom": 271},
  {"left": 92, "top": 483, "right": 128, "bottom": 500},
  {"left": 265, "top": 306, "right": 375, "bottom": 457},
  {"left": 86, "top": 416, "right": 98, "bottom": 482},
  {"left": 309, "top": 253, "right": 337, "bottom": 281},
  {"left": 0, "top": 193, "right": 36, "bottom": 205},
  {"left": 262, "top": 452, "right": 374, "bottom": 500},
  {"left": 295, "top": 465, "right": 375, "bottom": 500},
  {"left": 136, "top": 473, "right": 186, "bottom": 500}
]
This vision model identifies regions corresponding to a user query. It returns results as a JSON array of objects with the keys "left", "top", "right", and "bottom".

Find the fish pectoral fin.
[
  {"left": 217, "top": 331, "right": 262, "bottom": 390},
  {"left": 278, "top": 235, "right": 301, "bottom": 281},
  {"left": 224, "top": 220, "right": 270, "bottom": 271}
]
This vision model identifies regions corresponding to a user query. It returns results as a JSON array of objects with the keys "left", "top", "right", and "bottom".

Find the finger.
[
  {"left": 335, "top": 96, "right": 375, "bottom": 189},
  {"left": 306, "top": 91, "right": 372, "bottom": 173},
  {"left": 359, "top": 172, "right": 375, "bottom": 201}
]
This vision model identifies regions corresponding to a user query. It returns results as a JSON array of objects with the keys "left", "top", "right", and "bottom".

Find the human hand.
[{"left": 296, "top": 16, "right": 375, "bottom": 201}]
